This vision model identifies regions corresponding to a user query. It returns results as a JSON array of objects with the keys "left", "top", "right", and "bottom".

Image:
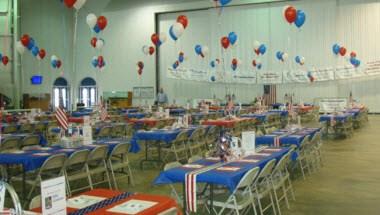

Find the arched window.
[
  {"left": 79, "top": 77, "right": 97, "bottom": 107},
  {"left": 52, "top": 77, "right": 69, "bottom": 109}
]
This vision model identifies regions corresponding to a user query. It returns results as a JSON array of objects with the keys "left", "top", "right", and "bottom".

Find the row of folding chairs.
[
  {"left": 9, "top": 143, "right": 134, "bottom": 207},
  {"left": 159, "top": 126, "right": 220, "bottom": 164},
  {"left": 296, "top": 132, "right": 323, "bottom": 179},
  {"left": 164, "top": 149, "right": 296, "bottom": 215},
  {"left": 0, "top": 135, "right": 41, "bottom": 153},
  {"left": 2, "top": 121, "right": 55, "bottom": 134}
]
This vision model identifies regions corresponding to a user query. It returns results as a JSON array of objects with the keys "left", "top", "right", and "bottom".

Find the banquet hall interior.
[{"left": 0, "top": 0, "right": 379, "bottom": 214}]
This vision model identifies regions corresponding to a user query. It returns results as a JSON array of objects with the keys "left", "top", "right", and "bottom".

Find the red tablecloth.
[
  {"left": 68, "top": 117, "right": 84, "bottom": 124},
  {"left": 32, "top": 189, "right": 181, "bottom": 215}
]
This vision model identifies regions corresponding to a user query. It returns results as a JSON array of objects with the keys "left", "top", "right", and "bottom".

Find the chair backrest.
[
  {"left": 29, "top": 195, "right": 41, "bottom": 210},
  {"left": 3, "top": 125, "right": 18, "bottom": 134},
  {"left": 38, "top": 154, "right": 67, "bottom": 178},
  {"left": 164, "top": 161, "right": 182, "bottom": 171},
  {"left": 173, "top": 131, "right": 189, "bottom": 144},
  {"left": 257, "top": 159, "right": 277, "bottom": 179},
  {"left": 0, "top": 138, "right": 20, "bottom": 152},
  {"left": 98, "top": 126, "right": 112, "bottom": 137},
  {"left": 236, "top": 167, "right": 260, "bottom": 190},
  {"left": 109, "top": 143, "right": 128, "bottom": 158},
  {"left": 300, "top": 135, "right": 311, "bottom": 147},
  {"left": 125, "top": 124, "right": 135, "bottom": 138},
  {"left": 310, "top": 132, "right": 321, "bottom": 144},
  {"left": 272, "top": 150, "right": 291, "bottom": 175},
  {"left": 112, "top": 124, "right": 126, "bottom": 136},
  {"left": 189, "top": 128, "right": 205, "bottom": 141},
  {"left": 88, "top": 145, "right": 109, "bottom": 163},
  {"left": 34, "top": 123, "right": 46, "bottom": 133},
  {"left": 66, "top": 149, "right": 90, "bottom": 167},
  {"left": 21, "top": 135, "right": 41, "bottom": 147},
  {"left": 20, "top": 123, "right": 33, "bottom": 133},
  {"left": 188, "top": 155, "right": 202, "bottom": 163}
]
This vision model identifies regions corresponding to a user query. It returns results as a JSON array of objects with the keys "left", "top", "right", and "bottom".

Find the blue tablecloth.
[
  {"left": 71, "top": 112, "right": 91, "bottom": 117},
  {"left": 319, "top": 113, "right": 353, "bottom": 122},
  {"left": 271, "top": 103, "right": 285, "bottom": 109},
  {"left": 154, "top": 147, "right": 289, "bottom": 192},
  {"left": 0, "top": 138, "right": 126, "bottom": 172},
  {"left": 129, "top": 126, "right": 206, "bottom": 153},
  {"left": 120, "top": 109, "right": 139, "bottom": 114},
  {"left": 256, "top": 128, "right": 320, "bottom": 148},
  {"left": 125, "top": 113, "right": 146, "bottom": 119},
  {"left": 1, "top": 133, "right": 48, "bottom": 146},
  {"left": 268, "top": 110, "right": 289, "bottom": 117},
  {"left": 346, "top": 109, "right": 361, "bottom": 118}
]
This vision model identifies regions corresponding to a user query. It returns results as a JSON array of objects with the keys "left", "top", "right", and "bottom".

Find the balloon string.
[{"left": 73, "top": 10, "right": 79, "bottom": 107}]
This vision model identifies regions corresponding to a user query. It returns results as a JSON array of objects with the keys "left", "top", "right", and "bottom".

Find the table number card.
[
  {"left": 41, "top": 176, "right": 66, "bottom": 215},
  {"left": 165, "top": 109, "right": 170, "bottom": 119},
  {"left": 107, "top": 199, "right": 158, "bottom": 214},
  {"left": 82, "top": 125, "right": 92, "bottom": 145},
  {"left": 242, "top": 131, "right": 256, "bottom": 154}
]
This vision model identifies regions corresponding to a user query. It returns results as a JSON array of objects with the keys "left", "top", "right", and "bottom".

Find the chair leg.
[
  {"left": 268, "top": 190, "right": 277, "bottom": 215},
  {"left": 86, "top": 165, "right": 94, "bottom": 190},
  {"left": 109, "top": 162, "right": 118, "bottom": 190},
  {"left": 103, "top": 161, "right": 112, "bottom": 189},
  {"left": 298, "top": 160, "right": 306, "bottom": 180},
  {"left": 282, "top": 184, "right": 290, "bottom": 209}
]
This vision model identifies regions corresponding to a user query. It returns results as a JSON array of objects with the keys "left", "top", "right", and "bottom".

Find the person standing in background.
[{"left": 157, "top": 88, "right": 168, "bottom": 105}]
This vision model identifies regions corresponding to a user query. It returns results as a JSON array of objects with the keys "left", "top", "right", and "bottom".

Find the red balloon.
[
  {"left": 20, "top": 34, "right": 30, "bottom": 47},
  {"left": 232, "top": 58, "right": 238, "bottom": 65},
  {"left": 64, "top": 0, "right": 77, "bottom": 8},
  {"left": 38, "top": 49, "right": 46, "bottom": 59},
  {"left": 252, "top": 60, "right": 257, "bottom": 67},
  {"left": 2, "top": 56, "right": 8, "bottom": 66},
  {"left": 138, "top": 69, "right": 143, "bottom": 76},
  {"left": 137, "top": 61, "right": 144, "bottom": 69},
  {"left": 221, "top": 36, "right": 230, "bottom": 49},
  {"left": 90, "top": 37, "right": 97, "bottom": 48},
  {"left": 149, "top": 46, "right": 155, "bottom": 55},
  {"left": 254, "top": 49, "right": 260, "bottom": 56},
  {"left": 339, "top": 47, "right": 347, "bottom": 56},
  {"left": 97, "top": 16, "right": 108, "bottom": 30},
  {"left": 98, "top": 56, "right": 104, "bottom": 66},
  {"left": 350, "top": 51, "right": 357, "bottom": 58},
  {"left": 177, "top": 15, "right": 189, "bottom": 29},
  {"left": 151, "top": 34, "right": 159, "bottom": 46},
  {"left": 56, "top": 60, "right": 62, "bottom": 68},
  {"left": 284, "top": 6, "right": 297, "bottom": 24}
]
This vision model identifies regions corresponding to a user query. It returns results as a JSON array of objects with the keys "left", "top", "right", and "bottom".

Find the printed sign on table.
[
  {"left": 242, "top": 131, "right": 256, "bottom": 154},
  {"left": 319, "top": 98, "right": 347, "bottom": 113},
  {"left": 41, "top": 176, "right": 66, "bottom": 215}
]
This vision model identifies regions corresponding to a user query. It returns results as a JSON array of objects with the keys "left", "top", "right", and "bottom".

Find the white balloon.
[
  {"left": 172, "top": 23, "right": 185, "bottom": 38},
  {"left": 300, "top": 57, "right": 305, "bottom": 64},
  {"left": 86, "top": 13, "right": 97, "bottom": 29},
  {"left": 36, "top": 55, "right": 41, "bottom": 61},
  {"left": 16, "top": 41, "right": 25, "bottom": 55},
  {"left": 96, "top": 39, "right": 104, "bottom": 50},
  {"left": 74, "top": 0, "right": 87, "bottom": 10},
  {"left": 282, "top": 53, "right": 289, "bottom": 61},
  {"left": 253, "top": 40, "right": 261, "bottom": 49},
  {"left": 142, "top": 45, "right": 149, "bottom": 55},
  {"left": 202, "top": 46, "right": 209, "bottom": 56},
  {"left": 51, "top": 55, "right": 58, "bottom": 61},
  {"left": 159, "top": 32, "right": 167, "bottom": 43}
]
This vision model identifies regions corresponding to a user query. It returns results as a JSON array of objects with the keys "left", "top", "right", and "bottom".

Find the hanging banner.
[
  {"left": 231, "top": 72, "right": 257, "bottom": 84},
  {"left": 283, "top": 69, "right": 309, "bottom": 83},
  {"left": 310, "top": 67, "right": 335, "bottom": 82},
  {"left": 334, "top": 65, "right": 363, "bottom": 80},
  {"left": 365, "top": 60, "right": 380, "bottom": 76},
  {"left": 257, "top": 71, "right": 282, "bottom": 84}
]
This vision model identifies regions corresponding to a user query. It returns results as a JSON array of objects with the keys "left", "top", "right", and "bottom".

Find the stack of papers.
[
  {"left": 107, "top": 199, "right": 158, "bottom": 214},
  {"left": 67, "top": 195, "right": 106, "bottom": 209}
]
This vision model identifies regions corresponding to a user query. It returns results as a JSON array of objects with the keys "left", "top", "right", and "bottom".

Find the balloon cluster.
[
  {"left": 63, "top": 0, "right": 86, "bottom": 10},
  {"left": 276, "top": 51, "right": 289, "bottom": 62},
  {"left": 17, "top": 34, "right": 46, "bottom": 60},
  {"left": 137, "top": 61, "right": 144, "bottom": 76},
  {"left": 283, "top": 5, "right": 306, "bottom": 28},
  {"left": 332, "top": 44, "right": 347, "bottom": 56},
  {"left": 169, "top": 15, "right": 188, "bottom": 41},
  {"left": 90, "top": 37, "right": 105, "bottom": 50},
  {"left": 295, "top": 56, "right": 306, "bottom": 66},
  {"left": 253, "top": 41, "right": 266, "bottom": 56},
  {"left": 50, "top": 55, "right": 62, "bottom": 69},
  {"left": 252, "top": 59, "right": 262, "bottom": 70},
  {"left": 172, "top": 52, "right": 185, "bottom": 69},
  {"left": 231, "top": 58, "right": 241, "bottom": 71},
  {"left": 307, "top": 71, "right": 315, "bottom": 83},
  {"left": 210, "top": 59, "right": 221, "bottom": 68},
  {"left": 151, "top": 33, "right": 167, "bottom": 47},
  {"left": 142, "top": 45, "right": 155, "bottom": 56},
  {"left": 349, "top": 52, "right": 361, "bottom": 68},
  {"left": 194, "top": 45, "right": 209, "bottom": 58},
  {"left": 0, "top": 54, "right": 9, "bottom": 66},
  {"left": 86, "top": 14, "right": 108, "bottom": 34},
  {"left": 91, "top": 56, "right": 106, "bottom": 69},
  {"left": 221, "top": 32, "right": 237, "bottom": 49}
]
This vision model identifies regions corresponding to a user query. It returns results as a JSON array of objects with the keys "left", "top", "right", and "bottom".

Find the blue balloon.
[
  {"left": 91, "top": 59, "right": 98, "bottom": 68},
  {"left": 332, "top": 44, "right": 340, "bottom": 55},
  {"left": 355, "top": 60, "right": 361, "bottom": 67},
  {"left": 93, "top": 24, "right": 101, "bottom": 34},
  {"left": 295, "top": 10, "right": 306, "bottom": 28},
  {"left": 231, "top": 64, "right": 237, "bottom": 71},
  {"left": 169, "top": 26, "right": 178, "bottom": 41},
  {"left": 210, "top": 76, "right": 216, "bottom": 82},
  {"left": 0, "top": 53, "right": 2, "bottom": 60},
  {"left": 31, "top": 46, "right": 39, "bottom": 57},
  {"left": 51, "top": 60, "right": 57, "bottom": 68},
  {"left": 194, "top": 45, "right": 202, "bottom": 55},
  {"left": 228, "top": 32, "right": 237, "bottom": 45},
  {"left": 259, "top": 44, "right": 266, "bottom": 55},
  {"left": 210, "top": 61, "right": 216, "bottom": 68},
  {"left": 172, "top": 62, "right": 178, "bottom": 69},
  {"left": 276, "top": 51, "right": 283, "bottom": 60},
  {"left": 295, "top": 56, "right": 301, "bottom": 64},
  {"left": 219, "top": 0, "right": 232, "bottom": 6},
  {"left": 27, "top": 38, "right": 35, "bottom": 50},
  {"left": 257, "top": 64, "right": 262, "bottom": 70},
  {"left": 178, "top": 55, "right": 184, "bottom": 63}
]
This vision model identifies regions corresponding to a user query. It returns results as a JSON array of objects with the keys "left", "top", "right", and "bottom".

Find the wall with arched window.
[
  {"left": 79, "top": 77, "right": 98, "bottom": 107},
  {"left": 52, "top": 77, "right": 70, "bottom": 109}
]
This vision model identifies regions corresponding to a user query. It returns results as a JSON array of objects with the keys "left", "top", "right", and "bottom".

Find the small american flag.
[
  {"left": 263, "top": 85, "right": 277, "bottom": 106},
  {"left": 99, "top": 100, "right": 108, "bottom": 121},
  {"left": 273, "top": 136, "right": 281, "bottom": 147},
  {"left": 55, "top": 95, "right": 68, "bottom": 130}
]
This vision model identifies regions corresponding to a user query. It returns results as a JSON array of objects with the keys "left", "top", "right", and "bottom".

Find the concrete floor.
[{"left": 117, "top": 115, "right": 380, "bottom": 215}]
